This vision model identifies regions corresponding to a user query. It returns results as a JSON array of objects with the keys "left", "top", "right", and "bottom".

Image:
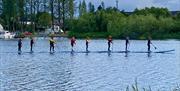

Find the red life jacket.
[
  {"left": 108, "top": 38, "right": 112, "bottom": 43},
  {"left": 71, "top": 38, "right": 76, "bottom": 44}
]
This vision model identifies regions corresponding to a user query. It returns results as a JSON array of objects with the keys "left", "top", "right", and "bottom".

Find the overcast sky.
[{"left": 76, "top": 0, "right": 180, "bottom": 11}]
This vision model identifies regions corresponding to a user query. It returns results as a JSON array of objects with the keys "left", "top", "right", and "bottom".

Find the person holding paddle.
[
  {"left": 147, "top": 36, "right": 157, "bottom": 52},
  {"left": 30, "top": 37, "right": 34, "bottom": 52},
  {"left": 18, "top": 38, "right": 22, "bottom": 52},
  {"left": 125, "top": 36, "right": 130, "bottom": 51},
  {"left": 107, "top": 35, "right": 113, "bottom": 51},
  {"left": 147, "top": 37, "right": 152, "bottom": 51},
  {"left": 86, "top": 36, "right": 90, "bottom": 51},
  {"left": 49, "top": 36, "right": 55, "bottom": 52},
  {"left": 71, "top": 36, "right": 76, "bottom": 51}
]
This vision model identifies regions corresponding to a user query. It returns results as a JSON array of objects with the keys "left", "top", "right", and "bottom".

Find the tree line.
[
  {"left": 0, "top": 0, "right": 75, "bottom": 33},
  {"left": 68, "top": 1, "right": 180, "bottom": 39},
  {"left": 0, "top": 0, "right": 180, "bottom": 39}
]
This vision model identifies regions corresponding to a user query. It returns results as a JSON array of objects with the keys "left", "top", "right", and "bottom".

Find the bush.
[{"left": 68, "top": 7, "right": 180, "bottom": 39}]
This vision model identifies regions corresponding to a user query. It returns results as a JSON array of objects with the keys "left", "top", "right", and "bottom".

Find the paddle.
[
  {"left": 56, "top": 43, "right": 59, "bottom": 49},
  {"left": 111, "top": 43, "right": 113, "bottom": 51},
  {"left": 127, "top": 43, "right": 130, "bottom": 51},
  {"left": 151, "top": 43, "right": 157, "bottom": 50}
]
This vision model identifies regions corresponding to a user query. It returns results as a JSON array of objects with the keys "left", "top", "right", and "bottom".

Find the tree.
[
  {"left": 17, "top": 0, "right": 25, "bottom": 31},
  {"left": 82, "top": 0, "right": 87, "bottom": 14},
  {"left": 78, "top": 1, "right": 82, "bottom": 16},
  {"left": 97, "top": 5, "right": 103, "bottom": 11},
  {"left": 43, "top": 0, "right": 47, "bottom": 12},
  {"left": 95, "top": 11, "right": 108, "bottom": 32},
  {"left": 50, "top": 0, "right": 55, "bottom": 31},
  {"left": 133, "top": 7, "right": 171, "bottom": 18},
  {"left": 2, "top": 0, "right": 17, "bottom": 31},
  {"left": 79, "top": 0, "right": 86, "bottom": 16},
  {"left": 69, "top": 0, "right": 74, "bottom": 19},
  {"left": 62, "top": 0, "right": 65, "bottom": 31},
  {"left": 101, "top": 1, "right": 105, "bottom": 9},
  {"left": 88, "top": 2, "right": 95, "bottom": 13},
  {"left": 37, "top": 12, "right": 51, "bottom": 28}
]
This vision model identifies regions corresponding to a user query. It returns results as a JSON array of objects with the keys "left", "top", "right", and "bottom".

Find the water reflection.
[
  {"left": 108, "top": 52, "right": 111, "bottom": 56},
  {"left": 125, "top": 52, "right": 129, "bottom": 57},
  {"left": 147, "top": 52, "right": 152, "bottom": 58}
]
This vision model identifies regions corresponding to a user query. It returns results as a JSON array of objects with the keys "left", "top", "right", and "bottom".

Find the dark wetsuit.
[
  {"left": 18, "top": 39, "right": 22, "bottom": 52},
  {"left": 125, "top": 39, "right": 129, "bottom": 51},
  {"left": 30, "top": 39, "right": 34, "bottom": 51},
  {"left": 108, "top": 38, "right": 112, "bottom": 51},
  {"left": 71, "top": 39, "right": 76, "bottom": 47},
  {"left": 50, "top": 39, "right": 55, "bottom": 52},
  {"left": 86, "top": 40, "right": 89, "bottom": 51},
  {"left": 147, "top": 39, "right": 151, "bottom": 51}
]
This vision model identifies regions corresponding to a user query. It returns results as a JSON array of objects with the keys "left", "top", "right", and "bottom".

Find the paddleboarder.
[
  {"left": 147, "top": 37, "right": 152, "bottom": 51},
  {"left": 30, "top": 37, "right": 34, "bottom": 52},
  {"left": 86, "top": 37, "right": 90, "bottom": 51},
  {"left": 125, "top": 37, "right": 130, "bottom": 51},
  {"left": 49, "top": 37, "right": 55, "bottom": 52},
  {"left": 71, "top": 36, "right": 76, "bottom": 51},
  {"left": 107, "top": 35, "right": 113, "bottom": 51},
  {"left": 18, "top": 38, "right": 22, "bottom": 52}
]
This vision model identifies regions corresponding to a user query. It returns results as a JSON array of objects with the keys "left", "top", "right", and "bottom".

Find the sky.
[{"left": 76, "top": 0, "right": 180, "bottom": 11}]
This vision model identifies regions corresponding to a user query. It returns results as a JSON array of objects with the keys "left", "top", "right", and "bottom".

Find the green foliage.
[
  {"left": 36, "top": 12, "right": 51, "bottom": 28},
  {"left": 79, "top": 0, "right": 87, "bottom": 16},
  {"left": 2, "top": 0, "right": 18, "bottom": 31},
  {"left": 133, "top": 7, "right": 171, "bottom": 18},
  {"left": 68, "top": 7, "right": 180, "bottom": 39},
  {"left": 0, "top": 0, "right": 76, "bottom": 33},
  {"left": 68, "top": 31, "right": 109, "bottom": 38},
  {"left": 88, "top": 2, "right": 95, "bottom": 13},
  {"left": 0, "top": 0, "right": 179, "bottom": 39},
  {"left": 70, "top": 13, "right": 96, "bottom": 32},
  {"left": 69, "top": 0, "right": 74, "bottom": 19}
]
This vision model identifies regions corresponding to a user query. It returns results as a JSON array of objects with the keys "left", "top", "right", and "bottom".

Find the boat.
[
  {"left": 0, "top": 31, "right": 15, "bottom": 39},
  {"left": 0, "top": 24, "right": 15, "bottom": 39}
]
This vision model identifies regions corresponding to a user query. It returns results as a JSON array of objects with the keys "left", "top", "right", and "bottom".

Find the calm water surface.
[{"left": 0, "top": 38, "right": 180, "bottom": 91}]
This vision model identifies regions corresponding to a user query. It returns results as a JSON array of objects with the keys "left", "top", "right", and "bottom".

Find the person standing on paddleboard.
[
  {"left": 86, "top": 37, "right": 90, "bottom": 51},
  {"left": 147, "top": 37, "right": 152, "bottom": 51},
  {"left": 49, "top": 37, "right": 55, "bottom": 52},
  {"left": 18, "top": 38, "right": 22, "bottom": 52},
  {"left": 108, "top": 35, "right": 113, "bottom": 51},
  {"left": 125, "top": 37, "right": 130, "bottom": 51},
  {"left": 71, "top": 37, "right": 76, "bottom": 51},
  {"left": 30, "top": 37, "right": 34, "bottom": 52}
]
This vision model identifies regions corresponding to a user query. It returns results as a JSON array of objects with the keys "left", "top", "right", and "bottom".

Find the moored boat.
[
  {"left": 0, "top": 24, "right": 15, "bottom": 39},
  {"left": 0, "top": 31, "right": 15, "bottom": 39}
]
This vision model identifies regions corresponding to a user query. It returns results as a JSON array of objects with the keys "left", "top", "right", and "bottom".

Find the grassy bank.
[{"left": 68, "top": 31, "right": 180, "bottom": 39}]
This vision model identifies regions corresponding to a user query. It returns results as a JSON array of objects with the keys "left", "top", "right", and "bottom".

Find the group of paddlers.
[{"left": 17, "top": 36, "right": 154, "bottom": 52}]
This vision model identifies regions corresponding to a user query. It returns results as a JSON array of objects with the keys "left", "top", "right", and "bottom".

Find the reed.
[{"left": 125, "top": 80, "right": 180, "bottom": 91}]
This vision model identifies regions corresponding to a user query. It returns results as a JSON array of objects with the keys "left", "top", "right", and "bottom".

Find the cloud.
[{"left": 76, "top": 0, "right": 180, "bottom": 11}]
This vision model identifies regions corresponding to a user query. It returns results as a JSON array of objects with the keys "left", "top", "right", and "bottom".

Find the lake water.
[{"left": 0, "top": 38, "right": 180, "bottom": 91}]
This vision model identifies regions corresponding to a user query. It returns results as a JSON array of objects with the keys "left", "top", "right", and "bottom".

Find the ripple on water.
[{"left": 0, "top": 39, "right": 180, "bottom": 91}]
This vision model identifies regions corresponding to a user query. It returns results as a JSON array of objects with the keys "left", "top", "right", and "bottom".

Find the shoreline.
[
  {"left": 5, "top": 31, "right": 180, "bottom": 40},
  {"left": 1, "top": 37, "right": 180, "bottom": 41},
  {"left": 68, "top": 32, "right": 180, "bottom": 40}
]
